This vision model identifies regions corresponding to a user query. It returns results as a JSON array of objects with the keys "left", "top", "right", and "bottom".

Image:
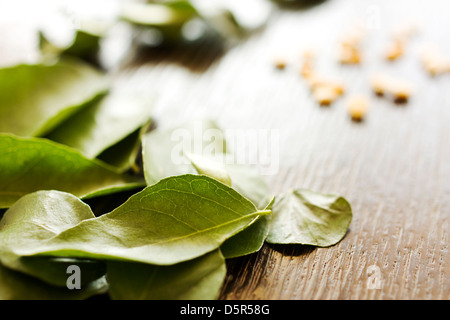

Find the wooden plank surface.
[{"left": 1, "top": 0, "right": 448, "bottom": 300}]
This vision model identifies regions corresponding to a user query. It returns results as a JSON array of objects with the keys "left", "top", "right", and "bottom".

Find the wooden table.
[{"left": 1, "top": 0, "right": 448, "bottom": 300}]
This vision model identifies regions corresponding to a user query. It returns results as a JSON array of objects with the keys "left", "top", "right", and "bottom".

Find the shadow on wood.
[
  {"left": 271, "top": 0, "right": 328, "bottom": 11},
  {"left": 126, "top": 37, "right": 227, "bottom": 73},
  {"left": 265, "top": 243, "right": 317, "bottom": 257}
]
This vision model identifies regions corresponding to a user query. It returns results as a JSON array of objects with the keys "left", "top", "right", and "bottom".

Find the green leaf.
[
  {"left": 220, "top": 216, "right": 268, "bottom": 259},
  {"left": 46, "top": 91, "right": 153, "bottom": 164},
  {"left": 0, "top": 190, "right": 106, "bottom": 286},
  {"left": 0, "top": 263, "right": 108, "bottom": 300},
  {"left": 0, "top": 58, "right": 108, "bottom": 137},
  {"left": 2, "top": 175, "right": 269, "bottom": 265},
  {"left": 121, "top": 1, "right": 271, "bottom": 45},
  {"left": 223, "top": 163, "right": 271, "bottom": 210},
  {"left": 62, "top": 29, "right": 102, "bottom": 61},
  {"left": 39, "top": 17, "right": 109, "bottom": 64},
  {"left": 190, "top": 154, "right": 272, "bottom": 209},
  {"left": 0, "top": 134, "right": 144, "bottom": 208},
  {"left": 220, "top": 197, "right": 274, "bottom": 259},
  {"left": 121, "top": 1, "right": 199, "bottom": 44},
  {"left": 122, "top": 1, "right": 198, "bottom": 28},
  {"left": 18, "top": 257, "right": 106, "bottom": 288},
  {"left": 266, "top": 189, "right": 352, "bottom": 247},
  {"left": 142, "top": 120, "right": 272, "bottom": 258},
  {"left": 38, "top": 32, "right": 63, "bottom": 60},
  {"left": 107, "top": 250, "right": 226, "bottom": 300},
  {"left": 39, "top": 27, "right": 103, "bottom": 62},
  {"left": 141, "top": 119, "right": 270, "bottom": 207},
  {"left": 142, "top": 119, "right": 227, "bottom": 185},
  {"left": 185, "top": 152, "right": 232, "bottom": 186},
  {"left": 186, "top": 0, "right": 271, "bottom": 40},
  {"left": 96, "top": 124, "right": 150, "bottom": 173}
]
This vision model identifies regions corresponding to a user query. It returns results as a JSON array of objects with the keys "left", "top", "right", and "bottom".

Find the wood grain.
[{"left": 0, "top": 0, "right": 448, "bottom": 300}]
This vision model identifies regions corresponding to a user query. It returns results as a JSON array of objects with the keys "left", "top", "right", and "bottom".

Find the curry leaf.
[
  {"left": 222, "top": 163, "right": 271, "bottom": 210},
  {"left": 46, "top": 90, "right": 153, "bottom": 169},
  {"left": 192, "top": 0, "right": 272, "bottom": 38},
  {"left": 220, "top": 197, "right": 274, "bottom": 259},
  {"left": 121, "top": 1, "right": 199, "bottom": 44},
  {"left": 96, "top": 124, "right": 150, "bottom": 173},
  {"left": 141, "top": 119, "right": 269, "bottom": 208},
  {"left": 0, "top": 263, "right": 108, "bottom": 300},
  {"left": 142, "top": 120, "right": 272, "bottom": 258},
  {"left": 187, "top": 152, "right": 272, "bottom": 209},
  {"left": 266, "top": 189, "right": 352, "bottom": 247},
  {"left": 2, "top": 175, "right": 269, "bottom": 265},
  {"left": 62, "top": 29, "right": 102, "bottom": 60},
  {"left": 142, "top": 119, "right": 227, "bottom": 185},
  {"left": 18, "top": 257, "right": 106, "bottom": 288},
  {"left": 220, "top": 216, "right": 268, "bottom": 259},
  {"left": 121, "top": 1, "right": 198, "bottom": 28},
  {"left": 107, "top": 250, "right": 226, "bottom": 300},
  {"left": 0, "top": 58, "right": 108, "bottom": 137},
  {"left": 185, "top": 152, "right": 232, "bottom": 186},
  {"left": 0, "top": 134, "right": 144, "bottom": 208},
  {"left": 39, "top": 26, "right": 103, "bottom": 63},
  {"left": 0, "top": 190, "right": 107, "bottom": 286},
  {"left": 121, "top": 0, "right": 271, "bottom": 45}
]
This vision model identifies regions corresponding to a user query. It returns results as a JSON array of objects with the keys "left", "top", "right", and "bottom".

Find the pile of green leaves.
[
  {"left": 0, "top": 1, "right": 351, "bottom": 300},
  {"left": 119, "top": 0, "right": 271, "bottom": 46},
  {"left": 36, "top": 0, "right": 272, "bottom": 75},
  {"left": 0, "top": 102, "right": 351, "bottom": 300}
]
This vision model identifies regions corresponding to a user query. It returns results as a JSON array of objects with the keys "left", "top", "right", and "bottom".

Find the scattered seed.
[
  {"left": 347, "top": 95, "right": 369, "bottom": 121},
  {"left": 384, "top": 39, "right": 404, "bottom": 61},
  {"left": 312, "top": 85, "right": 341, "bottom": 106},
  {"left": 298, "top": 48, "right": 345, "bottom": 105},
  {"left": 299, "top": 48, "right": 316, "bottom": 78},
  {"left": 331, "top": 81, "right": 346, "bottom": 96},
  {"left": 425, "top": 60, "right": 450, "bottom": 76},
  {"left": 370, "top": 73, "right": 390, "bottom": 96},
  {"left": 306, "top": 73, "right": 345, "bottom": 94},
  {"left": 387, "top": 78, "right": 413, "bottom": 102},
  {"left": 300, "top": 63, "right": 314, "bottom": 78},
  {"left": 370, "top": 73, "right": 413, "bottom": 102},
  {"left": 383, "top": 22, "right": 419, "bottom": 62},
  {"left": 420, "top": 44, "right": 450, "bottom": 76},
  {"left": 337, "top": 24, "right": 365, "bottom": 65},
  {"left": 338, "top": 43, "right": 361, "bottom": 65},
  {"left": 273, "top": 56, "right": 288, "bottom": 70}
]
